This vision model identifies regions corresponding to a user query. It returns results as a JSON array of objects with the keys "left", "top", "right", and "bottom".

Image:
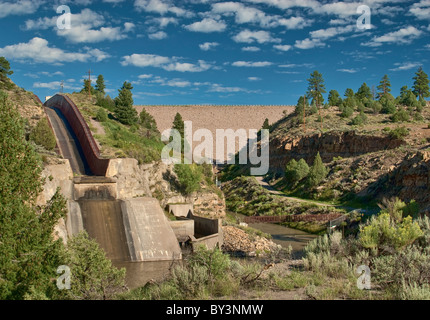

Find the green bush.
[
  {"left": 351, "top": 112, "right": 367, "bottom": 126},
  {"left": 389, "top": 127, "right": 409, "bottom": 139},
  {"left": 96, "top": 94, "right": 115, "bottom": 112},
  {"left": 340, "top": 105, "right": 354, "bottom": 118},
  {"left": 391, "top": 109, "right": 410, "bottom": 122},
  {"left": 285, "top": 158, "right": 310, "bottom": 186},
  {"left": 30, "top": 118, "right": 56, "bottom": 150},
  {"left": 96, "top": 107, "right": 108, "bottom": 122},
  {"left": 174, "top": 164, "right": 202, "bottom": 195}
]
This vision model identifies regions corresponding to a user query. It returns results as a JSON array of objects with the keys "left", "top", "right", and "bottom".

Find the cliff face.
[
  {"left": 388, "top": 151, "right": 430, "bottom": 208},
  {"left": 269, "top": 130, "right": 405, "bottom": 172}
]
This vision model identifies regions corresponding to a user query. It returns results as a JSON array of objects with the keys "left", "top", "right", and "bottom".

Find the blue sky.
[{"left": 0, "top": 0, "right": 429, "bottom": 105}]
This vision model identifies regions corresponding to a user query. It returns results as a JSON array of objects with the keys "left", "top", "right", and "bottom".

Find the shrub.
[
  {"left": 359, "top": 213, "right": 423, "bottom": 255},
  {"left": 340, "top": 105, "right": 354, "bottom": 118},
  {"left": 174, "top": 164, "right": 202, "bottom": 195},
  {"left": 391, "top": 109, "right": 410, "bottom": 123},
  {"left": 30, "top": 118, "right": 56, "bottom": 150},
  {"left": 96, "top": 94, "right": 115, "bottom": 112},
  {"left": 389, "top": 127, "right": 409, "bottom": 140},
  {"left": 96, "top": 107, "right": 108, "bottom": 122},
  {"left": 285, "top": 159, "right": 310, "bottom": 186},
  {"left": 351, "top": 112, "right": 368, "bottom": 126}
]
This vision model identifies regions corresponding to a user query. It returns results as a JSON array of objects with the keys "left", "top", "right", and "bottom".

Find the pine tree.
[
  {"left": 307, "top": 71, "right": 326, "bottom": 129},
  {"left": 344, "top": 88, "right": 355, "bottom": 99},
  {"left": 377, "top": 74, "right": 391, "bottom": 99},
  {"left": 0, "top": 57, "right": 13, "bottom": 81},
  {"left": 81, "top": 79, "right": 95, "bottom": 95},
  {"left": 172, "top": 112, "right": 185, "bottom": 138},
  {"left": 140, "top": 108, "right": 158, "bottom": 132},
  {"left": 307, "top": 152, "right": 327, "bottom": 187},
  {"left": 0, "top": 92, "right": 67, "bottom": 299},
  {"left": 95, "top": 75, "right": 105, "bottom": 95},
  {"left": 262, "top": 118, "right": 270, "bottom": 130},
  {"left": 413, "top": 67, "right": 430, "bottom": 100},
  {"left": 356, "top": 83, "right": 372, "bottom": 101},
  {"left": 114, "top": 82, "right": 138, "bottom": 125},
  {"left": 328, "top": 90, "right": 342, "bottom": 106}
]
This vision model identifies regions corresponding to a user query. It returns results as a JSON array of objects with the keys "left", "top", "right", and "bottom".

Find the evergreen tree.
[
  {"left": 114, "top": 82, "right": 138, "bottom": 125},
  {"left": 95, "top": 75, "right": 106, "bottom": 95},
  {"left": 140, "top": 108, "right": 158, "bottom": 132},
  {"left": 307, "top": 71, "right": 326, "bottom": 129},
  {"left": 30, "top": 117, "right": 57, "bottom": 151},
  {"left": 412, "top": 67, "right": 430, "bottom": 100},
  {"left": 262, "top": 118, "right": 270, "bottom": 130},
  {"left": 307, "top": 152, "right": 327, "bottom": 187},
  {"left": 80, "top": 79, "right": 95, "bottom": 95},
  {"left": 172, "top": 112, "right": 185, "bottom": 138},
  {"left": 0, "top": 92, "right": 67, "bottom": 299},
  {"left": 0, "top": 57, "right": 13, "bottom": 81},
  {"left": 356, "top": 83, "right": 372, "bottom": 101},
  {"left": 377, "top": 74, "right": 391, "bottom": 99},
  {"left": 344, "top": 88, "right": 355, "bottom": 99},
  {"left": 328, "top": 90, "right": 342, "bottom": 106}
]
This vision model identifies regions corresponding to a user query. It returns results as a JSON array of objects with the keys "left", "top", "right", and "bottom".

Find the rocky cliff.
[{"left": 269, "top": 130, "right": 405, "bottom": 172}]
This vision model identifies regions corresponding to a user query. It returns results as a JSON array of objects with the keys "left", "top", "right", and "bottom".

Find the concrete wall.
[
  {"left": 44, "top": 94, "right": 110, "bottom": 176},
  {"left": 169, "top": 219, "right": 194, "bottom": 242},
  {"left": 191, "top": 234, "right": 221, "bottom": 251},
  {"left": 168, "top": 204, "right": 194, "bottom": 218},
  {"left": 121, "top": 197, "right": 182, "bottom": 261},
  {"left": 73, "top": 182, "right": 117, "bottom": 200}
]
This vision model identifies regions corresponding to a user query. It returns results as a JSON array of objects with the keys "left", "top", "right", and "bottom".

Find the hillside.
[{"left": 222, "top": 99, "right": 430, "bottom": 211}]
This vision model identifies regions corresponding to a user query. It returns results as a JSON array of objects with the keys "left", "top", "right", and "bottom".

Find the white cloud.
[
  {"left": 185, "top": 18, "right": 227, "bottom": 32},
  {"left": 24, "top": 9, "right": 133, "bottom": 43},
  {"left": 337, "top": 68, "right": 359, "bottom": 73},
  {"left": 232, "top": 29, "right": 281, "bottom": 44},
  {"left": 294, "top": 38, "right": 325, "bottom": 49},
  {"left": 121, "top": 53, "right": 212, "bottom": 72},
  {"left": 410, "top": 0, "right": 430, "bottom": 20},
  {"left": 273, "top": 44, "right": 292, "bottom": 51},
  {"left": 0, "top": 37, "right": 109, "bottom": 64},
  {"left": 33, "top": 80, "right": 80, "bottom": 91},
  {"left": 149, "top": 31, "right": 167, "bottom": 40},
  {"left": 232, "top": 61, "right": 273, "bottom": 67},
  {"left": 389, "top": 62, "right": 421, "bottom": 71},
  {"left": 242, "top": 46, "right": 261, "bottom": 52},
  {"left": 134, "top": 0, "right": 193, "bottom": 17},
  {"left": 248, "top": 77, "right": 261, "bottom": 81},
  {"left": 363, "top": 26, "right": 423, "bottom": 47},
  {"left": 0, "top": 0, "right": 43, "bottom": 19},
  {"left": 199, "top": 42, "right": 220, "bottom": 51},
  {"left": 212, "top": 2, "right": 310, "bottom": 29},
  {"left": 138, "top": 74, "right": 153, "bottom": 79}
]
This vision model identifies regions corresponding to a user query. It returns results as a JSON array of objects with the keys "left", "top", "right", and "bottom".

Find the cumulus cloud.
[
  {"left": 0, "top": 0, "right": 43, "bottom": 19},
  {"left": 121, "top": 53, "right": 212, "bottom": 72},
  {"left": 199, "top": 42, "right": 220, "bottom": 51},
  {"left": 409, "top": 0, "right": 430, "bottom": 20},
  {"left": 294, "top": 38, "right": 325, "bottom": 49},
  {"left": 273, "top": 44, "right": 292, "bottom": 51},
  {"left": 185, "top": 18, "right": 227, "bottom": 32},
  {"left": 148, "top": 31, "right": 168, "bottom": 39},
  {"left": 363, "top": 26, "right": 423, "bottom": 47},
  {"left": 0, "top": 37, "right": 110, "bottom": 64},
  {"left": 232, "top": 29, "right": 281, "bottom": 44},
  {"left": 24, "top": 9, "right": 133, "bottom": 43},
  {"left": 134, "top": 0, "right": 193, "bottom": 17}
]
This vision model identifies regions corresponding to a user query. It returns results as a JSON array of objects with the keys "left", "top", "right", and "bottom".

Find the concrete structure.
[
  {"left": 168, "top": 203, "right": 194, "bottom": 218},
  {"left": 44, "top": 94, "right": 110, "bottom": 176},
  {"left": 169, "top": 219, "right": 195, "bottom": 242},
  {"left": 122, "top": 198, "right": 182, "bottom": 261}
]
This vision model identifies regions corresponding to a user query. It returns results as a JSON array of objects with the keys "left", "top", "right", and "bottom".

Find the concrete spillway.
[
  {"left": 45, "top": 107, "right": 91, "bottom": 175},
  {"left": 44, "top": 95, "right": 182, "bottom": 280},
  {"left": 80, "top": 200, "right": 131, "bottom": 262}
]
